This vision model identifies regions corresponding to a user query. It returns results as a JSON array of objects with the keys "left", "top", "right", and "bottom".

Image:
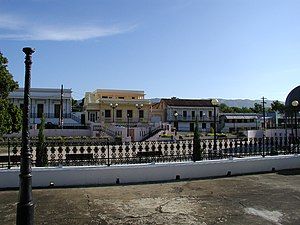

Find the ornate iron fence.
[{"left": 1, "top": 137, "right": 299, "bottom": 168}]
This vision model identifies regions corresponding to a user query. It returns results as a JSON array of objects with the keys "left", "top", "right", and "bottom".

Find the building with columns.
[{"left": 9, "top": 88, "right": 80, "bottom": 126}]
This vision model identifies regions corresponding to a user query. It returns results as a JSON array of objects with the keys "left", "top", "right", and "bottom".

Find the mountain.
[
  {"left": 217, "top": 99, "right": 276, "bottom": 108},
  {"left": 150, "top": 98, "right": 280, "bottom": 108}
]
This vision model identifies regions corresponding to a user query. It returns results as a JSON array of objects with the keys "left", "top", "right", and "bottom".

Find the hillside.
[{"left": 150, "top": 98, "right": 280, "bottom": 108}]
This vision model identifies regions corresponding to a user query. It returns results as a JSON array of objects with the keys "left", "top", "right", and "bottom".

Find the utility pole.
[
  {"left": 60, "top": 84, "right": 64, "bottom": 130},
  {"left": 262, "top": 97, "right": 266, "bottom": 130}
]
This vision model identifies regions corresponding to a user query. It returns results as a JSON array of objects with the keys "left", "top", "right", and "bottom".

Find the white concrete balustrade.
[{"left": 0, "top": 155, "right": 299, "bottom": 189}]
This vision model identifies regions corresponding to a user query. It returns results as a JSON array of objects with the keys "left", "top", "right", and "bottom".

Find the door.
[
  {"left": 190, "top": 122, "right": 194, "bottom": 132},
  {"left": 37, "top": 104, "right": 44, "bottom": 118},
  {"left": 54, "top": 104, "right": 60, "bottom": 118}
]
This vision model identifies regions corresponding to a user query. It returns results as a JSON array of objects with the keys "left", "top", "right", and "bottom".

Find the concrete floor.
[{"left": 1, "top": 170, "right": 300, "bottom": 225}]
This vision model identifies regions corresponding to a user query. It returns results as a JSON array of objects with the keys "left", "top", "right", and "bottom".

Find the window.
[
  {"left": 118, "top": 97, "right": 124, "bottom": 99},
  {"left": 200, "top": 111, "right": 203, "bottom": 117},
  {"left": 208, "top": 111, "right": 212, "bottom": 117},
  {"left": 116, "top": 110, "right": 122, "bottom": 118},
  {"left": 89, "top": 112, "right": 96, "bottom": 122},
  {"left": 202, "top": 123, "right": 206, "bottom": 129},
  {"left": 183, "top": 111, "right": 187, "bottom": 118},
  {"left": 139, "top": 110, "right": 144, "bottom": 118},
  {"left": 105, "top": 110, "right": 111, "bottom": 118},
  {"left": 127, "top": 110, "right": 133, "bottom": 118},
  {"left": 102, "top": 96, "right": 108, "bottom": 99},
  {"left": 132, "top": 97, "right": 136, "bottom": 99},
  {"left": 54, "top": 104, "right": 60, "bottom": 118},
  {"left": 37, "top": 104, "right": 44, "bottom": 118},
  {"left": 191, "top": 111, "right": 195, "bottom": 118}
]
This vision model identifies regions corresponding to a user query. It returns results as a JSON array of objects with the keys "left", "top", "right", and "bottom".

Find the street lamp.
[
  {"left": 60, "top": 84, "right": 64, "bottom": 130},
  {"left": 127, "top": 113, "right": 130, "bottom": 137},
  {"left": 135, "top": 103, "right": 143, "bottom": 123},
  {"left": 16, "top": 47, "right": 35, "bottom": 225},
  {"left": 202, "top": 112, "right": 206, "bottom": 132},
  {"left": 211, "top": 99, "right": 219, "bottom": 151},
  {"left": 292, "top": 100, "right": 299, "bottom": 147},
  {"left": 174, "top": 112, "right": 178, "bottom": 135},
  {"left": 110, "top": 103, "right": 118, "bottom": 123}
]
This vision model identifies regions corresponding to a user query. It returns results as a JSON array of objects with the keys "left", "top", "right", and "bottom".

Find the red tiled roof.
[
  {"left": 161, "top": 98, "right": 216, "bottom": 107},
  {"left": 151, "top": 102, "right": 161, "bottom": 109}
]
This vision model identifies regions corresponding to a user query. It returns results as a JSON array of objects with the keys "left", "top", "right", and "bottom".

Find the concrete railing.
[{"left": 0, "top": 155, "right": 299, "bottom": 189}]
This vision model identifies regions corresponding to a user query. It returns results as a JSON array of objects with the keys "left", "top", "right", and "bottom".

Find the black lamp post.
[
  {"left": 110, "top": 103, "right": 118, "bottom": 123},
  {"left": 202, "top": 112, "right": 206, "bottom": 132},
  {"left": 60, "top": 84, "right": 64, "bottom": 130},
  {"left": 174, "top": 112, "right": 178, "bottom": 136},
  {"left": 135, "top": 103, "right": 143, "bottom": 123},
  {"left": 16, "top": 47, "right": 35, "bottom": 225},
  {"left": 211, "top": 99, "right": 219, "bottom": 151},
  {"left": 127, "top": 113, "right": 130, "bottom": 137},
  {"left": 292, "top": 100, "right": 299, "bottom": 151},
  {"left": 262, "top": 97, "right": 266, "bottom": 157}
]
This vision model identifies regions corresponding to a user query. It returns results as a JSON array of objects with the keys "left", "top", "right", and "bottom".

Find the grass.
[{"left": 160, "top": 134, "right": 173, "bottom": 138}]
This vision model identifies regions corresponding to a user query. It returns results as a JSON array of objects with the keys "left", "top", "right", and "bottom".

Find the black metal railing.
[
  {"left": 0, "top": 137, "right": 299, "bottom": 168},
  {"left": 29, "top": 113, "right": 82, "bottom": 121}
]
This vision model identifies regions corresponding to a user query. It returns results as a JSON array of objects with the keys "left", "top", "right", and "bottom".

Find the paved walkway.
[
  {"left": 146, "top": 130, "right": 176, "bottom": 141},
  {"left": 1, "top": 170, "right": 300, "bottom": 225}
]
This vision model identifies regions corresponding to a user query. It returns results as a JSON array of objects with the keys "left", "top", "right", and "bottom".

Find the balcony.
[
  {"left": 29, "top": 113, "right": 81, "bottom": 123},
  {"left": 30, "top": 113, "right": 71, "bottom": 119},
  {"left": 168, "top": 115, "right": 215, "bottom": 122}
]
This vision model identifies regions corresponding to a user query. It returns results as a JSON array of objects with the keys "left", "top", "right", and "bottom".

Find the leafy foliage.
[
  {"left": 193, "top": 118, "right": 202, "bottom": 161},
  {"left": 36, "top": 115, "right": 48, "bottom": 167},
  {"left": 71, "top": 98, "right": 83, "bottom": 112},
  {"left": 0, "top": 52, "right": 22, "bottom": 136},
  {"left": 250, "top": 103, "right": 264, "bottom": 113},
  {"left": 269, "top": 100, "right": 286, "bottom": 114},
  {"left": 219, "top": 102, "right": 283, "bottom": 114},
  {"left": 219, "top": 103, "right": 253, "bottom": 113}
]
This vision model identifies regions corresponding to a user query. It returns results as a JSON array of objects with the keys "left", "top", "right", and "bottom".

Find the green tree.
[
  {"left": 219, "top": 103, "right": 234, "bottom": 113},
  {"left": 193, "top": 118, "right": 202, "bottom": 161},
  {"left": 36, "top": 115, "right": 48, "bottom": 167},
  {"left": 0, "top": 52, "right": 22, "bottom": 136},
  {"left": 251, "top": 103, "right": 263, "bottom": 113},
  {"left": 270, "top": 100, "right": 285, "bottom": 114},
  {"left": 219, "top": 103, "right": 254, "bottom": 113}
]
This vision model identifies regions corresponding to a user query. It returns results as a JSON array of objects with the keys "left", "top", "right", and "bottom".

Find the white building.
[
  {"left": 154, "top": 98, "right": 220, "bottom": 132},
  {"left": 9, "top": 88, "right": 81, "bottom": 126},
  {"left": 219, "top": 113, "right": 260, "bottom": 133}
]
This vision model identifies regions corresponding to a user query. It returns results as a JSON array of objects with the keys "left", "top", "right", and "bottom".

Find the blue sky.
[{"left": 0, "top": 0, "right": 299, "bottom": 101}]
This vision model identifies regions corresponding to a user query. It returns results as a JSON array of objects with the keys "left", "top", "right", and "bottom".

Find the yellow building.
[{"left": 84, "top": 89, "right": 151, "bottom": 125}]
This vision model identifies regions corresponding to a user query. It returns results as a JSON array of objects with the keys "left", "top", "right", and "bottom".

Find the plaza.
[{"left": 1, "top": 170, "right": 300, "bottom": 225}]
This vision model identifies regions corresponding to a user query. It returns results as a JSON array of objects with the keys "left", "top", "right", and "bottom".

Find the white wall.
[
  {"left": 244, "top": 129, "right": 294, "bottom": 139},
  {"left": 5, "top": 128, "right": 91, "bottom": 138},
  {"left": 0, "top": 155, "right": 299, "bottom": 189}
]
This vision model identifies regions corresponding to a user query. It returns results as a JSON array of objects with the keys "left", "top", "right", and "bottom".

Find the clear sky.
[{"left": 0, "top": 0, "right": 299, "bottom": 101}]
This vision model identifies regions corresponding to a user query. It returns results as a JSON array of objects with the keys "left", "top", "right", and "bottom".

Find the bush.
[
  {"left": 114, "top": 136, "right": 122, "bottom": 144},
  {"left": 35, "top": 115, "right": 48, "bottom": 167}
]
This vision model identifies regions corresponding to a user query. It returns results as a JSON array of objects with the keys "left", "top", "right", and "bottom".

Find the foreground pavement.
[{"left": 1, "top": 170, "right": 300, "bottom": 225}]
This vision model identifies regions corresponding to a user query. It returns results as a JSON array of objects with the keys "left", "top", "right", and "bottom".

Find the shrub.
[{"left": 35, "top": 115, "right": 48, "bottom": 167}]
